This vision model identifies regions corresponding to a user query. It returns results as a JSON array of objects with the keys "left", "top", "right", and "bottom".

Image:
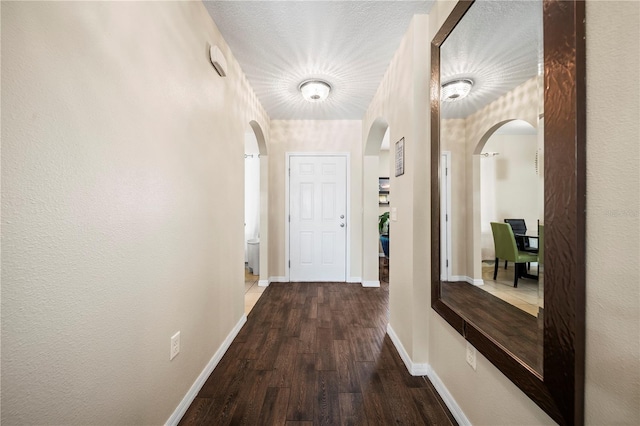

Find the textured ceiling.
[
  {"left": 203, "top": 1, "right": 433, "bottom": 120},
  {"left": 203, "top": 1, "right": 541, "bottom": 121},
  {"left": 441, "top": 0, "right": 542, "bottom": 119}
]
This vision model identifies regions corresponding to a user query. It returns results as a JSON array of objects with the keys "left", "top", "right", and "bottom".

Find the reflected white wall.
[{"left": 244, "top": 132, "right": 260, "bottom": 262}]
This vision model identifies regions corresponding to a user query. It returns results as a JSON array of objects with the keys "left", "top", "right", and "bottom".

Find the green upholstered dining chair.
[{"left": 490, "top": 222, "right": 538, "bottom": 287}]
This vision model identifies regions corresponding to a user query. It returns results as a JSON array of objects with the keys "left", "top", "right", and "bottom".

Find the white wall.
[
  {"left": 425, "top": 1, "right": 640, "bottom": 425},
  {"left": 1, "top": 2, "right": 269, "bottom": 424},
  {"left": 583, "top": 1, "right": 639, "bottom": 422},
  {"left": 266, "top": 120, "right": 363, "bottom": 282}
]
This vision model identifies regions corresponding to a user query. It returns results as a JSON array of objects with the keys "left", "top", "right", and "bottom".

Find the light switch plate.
[
  {"left": 466, "top": 342, "right": 477, "bottom": 370},
  {"left": 170, "top": 331, "right": 180, "bottom": 360}
]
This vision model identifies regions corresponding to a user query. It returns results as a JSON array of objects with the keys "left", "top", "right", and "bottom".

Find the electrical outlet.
[
  {"left": 466, "top": 342, "right": 477, "bottom": 370},
  {"left": 170, "top": 331, "right": 180, "bottom": 360}
]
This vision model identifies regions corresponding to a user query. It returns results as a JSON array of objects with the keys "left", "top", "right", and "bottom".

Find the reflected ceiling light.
[
  {"left": 441, "top": 79, "right": 474, "bottom": 102},
  {"left": 299, "top": 79, "right": 332, "bottom": 102}
]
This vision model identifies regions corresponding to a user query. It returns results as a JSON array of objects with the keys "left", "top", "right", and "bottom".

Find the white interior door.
[
  {"left": 441, "top": 152, "right": 452, "bottom": 281},
  {"left": 289, "top": 155, "right": 347, "bottom": 282}
]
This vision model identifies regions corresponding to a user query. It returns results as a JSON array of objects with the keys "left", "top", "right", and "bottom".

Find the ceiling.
[
  {"left": 203, "top": 1, "right": 541, "bottom": 122},
  {"left": 441, "top": 1, "right": 542, "bottom": 119},
  {"left": 203, "top": 1, "right": 433, "bottom": 120}
]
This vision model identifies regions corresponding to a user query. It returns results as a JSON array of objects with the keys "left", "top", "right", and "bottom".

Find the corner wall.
[
  {"left": 1, "top": 2, "right": 269, "bottom": 424},
  {"left": 363, "top": 14, "right": 432, "bottom": 366}
]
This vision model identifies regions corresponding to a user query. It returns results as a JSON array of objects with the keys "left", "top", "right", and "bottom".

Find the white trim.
[
  {"left": 440, "top": 151, "right": 453, "bottom": 281},
  {"left": 427, "top": 369, "right": 472, "bottom": 426},
  {"left": 269, "top": 276, "right": 288, "bottom": 283},
  {"left": 285, "top": 152, "right": 351, "bottom": 282},
  {"left": 165, "top": 315, "right": 247, "bottom": 426},
  {"left": 450, "top": 275, "right": 484, "bottom": 286},
  {"left": 386, "top": 324, "right": 429, "bottom": 376},
  {"left": 386, "top": 325, "right": 470, "bottom": 425},
  {"left": 258, "top": 279, "right": 269, "bottom": 287},
  {"left": 362, "top": 280, "right": 380, "bottom": 288},
  {"left": 347, "top": 276, "right": 362, "bottom": 283}
]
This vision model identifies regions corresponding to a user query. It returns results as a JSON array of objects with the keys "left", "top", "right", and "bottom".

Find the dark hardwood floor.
[
  {"left": 179, "top": 281, "right": 456, "bottom": 425},
  {"left": 441, "top": 281, "right": 543, "bottom": 374}
]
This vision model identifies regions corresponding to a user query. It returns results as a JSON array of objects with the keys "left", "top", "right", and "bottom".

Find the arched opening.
[
  {"left": 474, "top": 119, "right": 541, "bottom": 314},
  {"left": 244, "top": 120, "right": 268, "bottom": 313},
  {"left": 362, "top": 118, "right": 390, "bottom": 287}
]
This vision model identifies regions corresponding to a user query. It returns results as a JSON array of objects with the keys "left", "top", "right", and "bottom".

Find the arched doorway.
[
  {"left": 474, "top": 119, "right": 542, "bottom": 315},
  {"left": 362, "top": 118, "right": 390, "bottom": 287},
  {"left": 244, "top": 120, "right": 268, "bottom": 313}
]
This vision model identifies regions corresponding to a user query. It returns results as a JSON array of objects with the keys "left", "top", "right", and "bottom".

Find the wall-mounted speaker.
[{"left": 209, "top": 45, "right": 227, "bottom": 77}]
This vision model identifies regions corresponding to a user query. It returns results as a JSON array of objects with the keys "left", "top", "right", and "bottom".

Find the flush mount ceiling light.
[
  {"left": 441, "top": 79, "right": 474, "bottom": 102},
  {"left": 299, "top": 79, "right": 332, "bottom": 102}
]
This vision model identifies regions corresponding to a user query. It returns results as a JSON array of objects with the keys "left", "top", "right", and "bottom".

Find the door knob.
[
  {"left": 340, "top": 223, "right": 345, "bottom": 228},
  {"left": 340, "top": 215, "right": 345, "bottom": 219}
]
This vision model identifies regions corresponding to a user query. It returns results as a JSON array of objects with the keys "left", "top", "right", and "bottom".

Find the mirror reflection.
[{"left": 438, "top": 0, "right": 544, "bottom": 374}]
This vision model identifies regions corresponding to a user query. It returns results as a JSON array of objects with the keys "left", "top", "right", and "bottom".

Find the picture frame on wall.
[{"left": 395, "top": 137, "right": 405, "bottom": 177}]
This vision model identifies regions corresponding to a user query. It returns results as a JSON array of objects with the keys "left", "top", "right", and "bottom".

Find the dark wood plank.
[
  {"left": 229, "top": 368, "right": 270, "bottom": 425},
  {"left": 316, "top": 327, "right": 336, "bottom": 371},
  {"left": 334, "top": 340, "right": 360, "bottom": 393},
  {"left": 360, "top": 391, "right": 395, "bottom": 426},
  {"left": 254, "top": 327, "right": 283, "bottom": 371},
  {"left": 259, "top": 386, "right": 290, "bottom": 426},
  {"left": 411, "top": 384, "right": 458, "bottom": 426},
  {"left": 315, "top": 370, "right": 340, "bottom": 425},
  {"left": 268, "top": 336, "right": 298, "bottom": 388},
  {"left": 298, "top": 320, "right": 317, "bottom": 354},
  {"left": 286, "top": 353, "right": 316, "bottom": 421},
  {"left": 338, "top": 393, "right": 367, "bottom": 426},
  {"left": 177, "top": 397, "right": 211, "bottom": 426}
]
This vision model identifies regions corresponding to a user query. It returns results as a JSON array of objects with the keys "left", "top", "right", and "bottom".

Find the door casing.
[{"left": 285, "top": 152, "right": 351, "bottom": 282}]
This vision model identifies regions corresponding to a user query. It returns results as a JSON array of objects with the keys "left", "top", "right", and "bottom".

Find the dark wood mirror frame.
[{"left": 430, "top": 1, "right": 585, "bottom": 424}]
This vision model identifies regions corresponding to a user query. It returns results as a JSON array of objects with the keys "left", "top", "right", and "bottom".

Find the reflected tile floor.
[
  {"left": 244, "top": 267, "right": 266, "bottom": 314},
  {"left": 478, "top": 261, "right": 541, "bottom": 316}
]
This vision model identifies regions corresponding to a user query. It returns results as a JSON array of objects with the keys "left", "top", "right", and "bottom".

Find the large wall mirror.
[{"left": 430, "top": 0, "right": 585, "bottom": 424}]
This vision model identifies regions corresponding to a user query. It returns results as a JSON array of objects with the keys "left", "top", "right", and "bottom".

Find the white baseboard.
[
  {"left": 450, "top": 275, "right": 484, "bottom": 286},
  {"left": 165, "top": 314, "right": 247, "bottom": 426},
  {"left": 269, "top": 276, "right": 287, "bottom": 283},
  {"left": 258, "top": 279, "right": 269, "bottom": 287},
  {"left": 347, "top": 276, "right": 362, "bottom": 283},
  {"left": 362, "top": 280, "right": 380, "bottom": 288},
  {"left": 387, "top": 325, "right": 469, "bottom": 425},
  {"left": 386, "top": 324, "right": 429, "bottom": 376},
  {"left": 427, "top": 368, "right": 471, "bottom": 426}
]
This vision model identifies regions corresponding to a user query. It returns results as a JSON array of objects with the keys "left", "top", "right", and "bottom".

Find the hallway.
[{"left": 179, "top": 282, "right": 455, "bottom": 425}]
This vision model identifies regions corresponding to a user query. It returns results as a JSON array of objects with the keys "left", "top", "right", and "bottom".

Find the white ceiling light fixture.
[
  {"left": 441, "top": 79, "right": 474, "bottom": 102},
  {"left": 299, "top": 79, "right": 332, "bottom": 102}
]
